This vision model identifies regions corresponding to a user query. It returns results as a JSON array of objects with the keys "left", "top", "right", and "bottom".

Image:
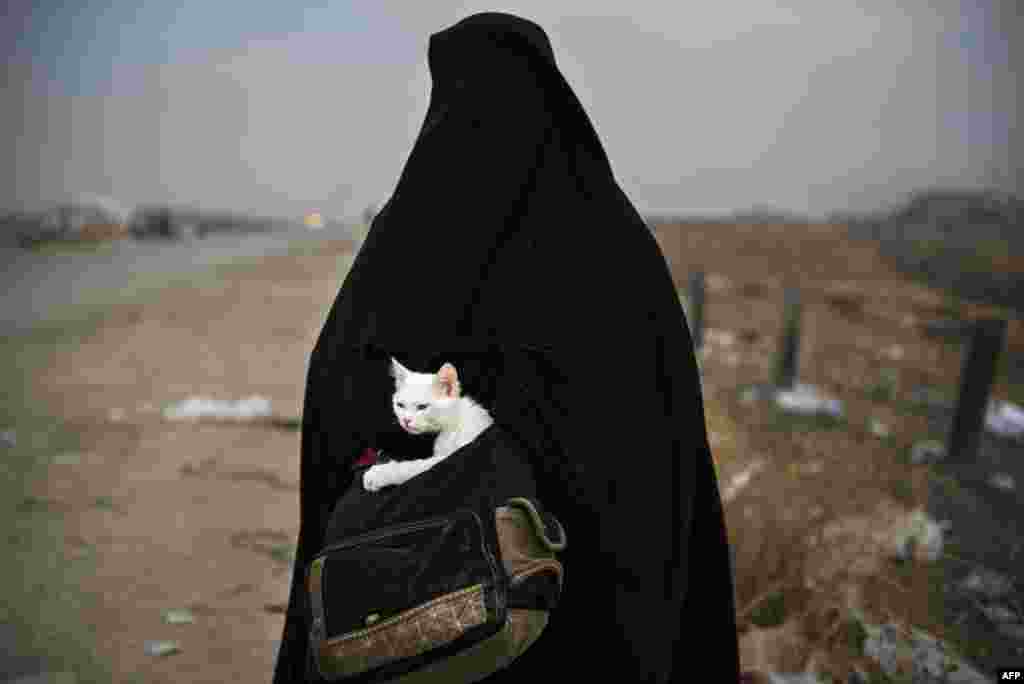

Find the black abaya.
[{"left": 273, "top": 13, "right": 740, "bottom": 683}]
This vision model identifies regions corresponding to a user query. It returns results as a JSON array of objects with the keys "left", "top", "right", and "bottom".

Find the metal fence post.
[
  {"left": 945, "top": 317, "right": 1007, "bottom": 463},
  {"left": 772, "top": 288, "right": 802, "bottom": 390}
]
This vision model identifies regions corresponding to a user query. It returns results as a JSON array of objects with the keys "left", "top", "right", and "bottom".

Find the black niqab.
[{"left": 274, "top": 13, "right": 740, "bottom": 683}]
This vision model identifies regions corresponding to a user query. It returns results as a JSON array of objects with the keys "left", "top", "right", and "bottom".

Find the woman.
[{"left": 273, "top": 13, "right": 740, "bottom": 683}]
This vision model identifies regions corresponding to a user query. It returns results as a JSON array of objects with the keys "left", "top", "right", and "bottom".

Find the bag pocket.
[
  {"left": 307, "top": 509, "right": 506, "bottom": 681},
  {"left": 495, "top": 497, "right": 566, "bottom": 658}
]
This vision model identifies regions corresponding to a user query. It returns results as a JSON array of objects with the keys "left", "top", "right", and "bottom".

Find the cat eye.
[{"left": 416, "top": 404, "right": 428, "bottom": 410}]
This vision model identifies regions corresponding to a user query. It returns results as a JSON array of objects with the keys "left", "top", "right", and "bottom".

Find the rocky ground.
[{"left": 655, "top": 221, "right": 1024, "bottom": 682}]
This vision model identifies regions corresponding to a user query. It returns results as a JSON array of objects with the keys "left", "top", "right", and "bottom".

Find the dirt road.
[
  {"left": 0, "top": 222, "right": 354, "bottom": 335},
  {"left": 2, "top": 233, "right": 357, "bottom": 683}
]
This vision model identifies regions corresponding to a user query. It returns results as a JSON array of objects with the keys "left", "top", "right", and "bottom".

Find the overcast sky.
[{"left": 3, "top": 1, "right": 1020, "bottom": 220}]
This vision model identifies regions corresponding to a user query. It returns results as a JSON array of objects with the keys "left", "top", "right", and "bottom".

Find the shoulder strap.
[{"left": 504, "top": 497, "right": 567, "bottom": 552}]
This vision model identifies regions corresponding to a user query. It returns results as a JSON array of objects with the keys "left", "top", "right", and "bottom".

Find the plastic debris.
[
  {"left": 959, "top": 567, "right": 1015, "bottom": 599},
  {"left": 722, "top": 458, "right": 767, "bottom": 503},
  {"left": 985, "top": 399, "right": 1024, "bottom": 439},
  {"left": 162, "top": 608, "right": 195, "bottom": 625},
  {"left": 144, "top": 640, "right": 182, "bottom": 657},
  {"left": 909, "top": 440, "right": 946, "bottom": 465},
  {"left": 988, "top": 472, "right": 1016, "bottom": 492},
  {"left": 862, "top": 621, "right": 991, "bottom": 683},
  {"left": 705, "top": 328, "right": 737, "bottom": 347},
  {"left": 163, "top": 396, "right": 273, "bottom": 421},
  {"left": 773, "top": 384, "right": 843, "bottom": 418},
  {"left": 889, "top": 509, "right": 950, "bottom": 562},
  {"left": 1, "top": 429, "right": 15, "bottom": 448},
  {"left": 977, "top": 601, "right": 1018, "bottom": 625}
]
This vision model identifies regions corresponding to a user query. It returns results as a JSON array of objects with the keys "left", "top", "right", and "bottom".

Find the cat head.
[{"left": 390, "top": 358, "right": 462, "bottom": 434}]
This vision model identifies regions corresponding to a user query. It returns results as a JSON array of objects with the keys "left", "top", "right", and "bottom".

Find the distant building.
[
  {"left": 129, "top": 207, "right": 177, "bottom": 239},
  {"left": 11, "top": 203, "right": 128, "bottom": 245},
  {"left": 129, "top": 205, "right": 277, "bottom": 239}
]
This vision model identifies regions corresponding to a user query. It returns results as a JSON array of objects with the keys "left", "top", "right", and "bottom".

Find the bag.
[{"left": 306, "top": 496, "right": 566, "bottom": 683}]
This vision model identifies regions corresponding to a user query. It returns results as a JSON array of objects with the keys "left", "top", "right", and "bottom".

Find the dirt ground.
[
  {"left": 655, "top": 221, "right": 1024, "bottom": 680},
  {"left": 9, "top": 222, "right": 1023, "bottom": 682},
  {"left": 18, "top": 239, "right": 356, "bottom": 683}
]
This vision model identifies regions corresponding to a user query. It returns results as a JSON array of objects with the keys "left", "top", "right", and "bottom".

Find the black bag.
[{"left": 306, "top": 424, "right": 566, "bottom": 683}]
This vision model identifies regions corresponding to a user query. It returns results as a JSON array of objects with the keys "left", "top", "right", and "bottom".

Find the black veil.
[{"left": 273, "top": 13, "right": 739, "bottom": 683}]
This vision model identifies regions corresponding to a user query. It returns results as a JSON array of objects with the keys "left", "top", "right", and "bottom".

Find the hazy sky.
[{"left": 3, "top": 1, "right": 1020, "bottom": 220}]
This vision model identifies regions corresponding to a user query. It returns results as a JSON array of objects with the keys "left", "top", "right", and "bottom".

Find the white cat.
[{"left": 363, "top": 358, "right": 494, "bottom": 492}]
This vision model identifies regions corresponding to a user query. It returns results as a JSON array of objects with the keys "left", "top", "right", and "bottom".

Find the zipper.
[{"left": 316, "top": 510, "right": 473, "bottom": 556}]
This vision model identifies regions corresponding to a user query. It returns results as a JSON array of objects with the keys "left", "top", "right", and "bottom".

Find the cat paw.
[{"left": 363, "top": 464, "right": 393, "bottom": 492}]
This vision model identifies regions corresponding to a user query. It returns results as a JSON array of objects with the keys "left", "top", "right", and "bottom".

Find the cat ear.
[
  {"left": 436, "top": 363, "right": 461, "bottom": 398},
  {"left": 390, "top": 357, "right": 409, "bottom": 385}
]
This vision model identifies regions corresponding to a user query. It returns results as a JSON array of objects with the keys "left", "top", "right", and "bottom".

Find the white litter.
[
  {"left": 986, "top": 399, "right": 1024, "bottom": 438},
  {"left": 959, "top": 567, "right": 1015, "bottom": 599},
  {"left": 162, "top": 608, "right": 195, "bottom": 625},
  {"left": 144, "top": 640, "right": 182, "bottom": 657},
  {"left": 163, "top": 396, "right": 273, "bottom": 421},
  {"left": 722, "top": 458, "right": 767, "bottom": 503},
  {"left": 704, "top": 328, "right": 736, "bottom": 348},
  {"left": 889, "top": 509, "right": 950, "bottom": 562},
  {"left": 909, "top": 440, "right": 946, "bottom": 465},
  {"left": 862, "top": 621, "right": 991, "bottom": 683},
  {"left": 988, "top": 472, "right": 1016, "bottom": 492},
  {"left": 977, "top": 601, "right": 1018, "bottom": 625},
  {"left": 773, "top": 384, "right": 844, "bottom": 419}
]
